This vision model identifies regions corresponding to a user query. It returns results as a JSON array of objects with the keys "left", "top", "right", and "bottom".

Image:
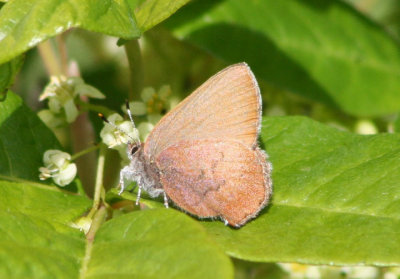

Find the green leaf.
[
  {"left": 0, "top": 181, "right": 91, "bottom": 225},
  {"left": 0, "top": 183, "right": 232, "bottom": 278},
  {"left": 0, "top": 91, "right": 61, "bottom": 182},
  {"left": 0, "top": 56, "right": 24, "bottom": 97},
  {"left": 0, "top": 0, "right": 140, "bottom": 64},
  {"left": 394, "top": 115, "right": 400, "bottom": 133},
  {"left": 201, "top": 116, "right": 400, "bottom": 265},
  {"left": 136, "top": 0, "right": 190, "bottom": 32},
  {"left": 84, "top": 209, "right": 233, "bottom": 279},
  {"left": 0, "top": 181, "right": 91, "bottom": 279},
  {"left": 165, "top": 0, "right": 400, "bottom": 117}
]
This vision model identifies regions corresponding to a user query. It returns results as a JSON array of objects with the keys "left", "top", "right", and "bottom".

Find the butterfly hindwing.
[{"left": 156, "top": 139, "right": 272, "bottom": 226}]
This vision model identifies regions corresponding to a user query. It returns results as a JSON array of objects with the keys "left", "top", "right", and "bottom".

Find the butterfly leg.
[
  {"left": 119, "top": 166, "right": 137, "bottom": 195},
  {"left": 118, "top": 166, "right": 129, "bottom": 195},
  {"left": 135, "top": 185, "right": 142, "bottom": 206},
  {"left": 163, "top": 192, "right": 169, "bottom": 208}
]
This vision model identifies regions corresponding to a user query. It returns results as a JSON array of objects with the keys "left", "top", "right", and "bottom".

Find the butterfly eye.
[{"left": 130, "top": 145, "right": 139, "bottom": 155}]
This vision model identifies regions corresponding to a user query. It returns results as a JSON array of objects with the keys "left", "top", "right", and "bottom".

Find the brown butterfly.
[{"left": 116, "top": 63, "right": 272, "bottom": 227}]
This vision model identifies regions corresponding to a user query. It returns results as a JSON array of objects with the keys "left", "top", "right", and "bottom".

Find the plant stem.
[
  {"left": 56, "top": 33, "right": 69, "bottom": 76},
  {"left": 87, "top": 205, "right": 107, "bottom": 242},
  {"left": 87, "top": 144, "right": 106, "bottom": 219},
  {"left": 71, "top": 145, "right": 99, "bottom": 161},
  {"left": 80, "top": 205, "right": 107, "bottom": 279},
  {"left": 124, "top": 39, "right": 144, "bottom": 100},
  {"left": 37, "top": 40, "right": 62, "bottom": 76},
  {"left": 77, "top": 99, "right": 116, "bottom": 116}
]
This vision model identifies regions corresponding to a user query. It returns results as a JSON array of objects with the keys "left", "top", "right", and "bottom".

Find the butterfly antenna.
[
  {"left": 125, "top": 100, "right": 141, "bottom": 144},
  {"left": 125, "top": 100, "right": 136, "bottom": 128},
  {"left": 98, "top": 113, "right": 139, "bottom": 144}
]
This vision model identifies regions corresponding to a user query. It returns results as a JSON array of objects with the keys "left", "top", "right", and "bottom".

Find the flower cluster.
[
  {"left": 100, "top": 113, "right": 139, "bottom": 149},
  {"left": 39, "top": 150, "right": 77, "bottom": 186},
  {"left": 39, "top": 75, "right": 105, "bottom": 124},
  {"left": 38, "top": 82, "right": 175, "bottom": 185},
  {"left": 123, "top": 85, "right": 173, "bottom": 141}
]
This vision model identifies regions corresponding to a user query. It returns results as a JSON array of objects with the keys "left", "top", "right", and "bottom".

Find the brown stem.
[
  {"left": 37, "top": 40, "right": 62, "bottom": 76},
  {"left": 56, "top": 33, "right": 69, "bottom": 76}
]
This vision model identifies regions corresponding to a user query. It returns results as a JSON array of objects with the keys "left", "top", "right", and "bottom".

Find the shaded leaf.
[
  {"left": 0, "top": 0, "right": 140, "bottom": 64},
  {"left": 0, "top": 91, "right": 61, "bottom": 182},
  {"left": 0, "top": 56, "right": 24, "bottom": 97},
  {"left": 165, "top": 0, "right": 400, "bottom": 116},
  {"left": 233, "top": 260, "right": 288, "bottom": 279},
  {"left": 200, "top": 116, "right": 400, "bottom": 265}
]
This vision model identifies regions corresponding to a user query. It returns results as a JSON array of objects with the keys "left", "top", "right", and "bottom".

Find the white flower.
[
  {"left": 69, "top": 216, "right": 92, "bottom": 234},
  {"left": 128, "top": 101, "right": 147, "bottom": 116},
  {"left": 122, "top": 85, "right": 172, "bottom": 124},
  {"left": 39, "top": 150, "right": 77, "bottom": 186},
  {"left": 118, "top": 85, "right": 173, "bottom": 142},
  {"left": 137, "top": 122, "right": 154, "bottom": 142},
  {"left": 39, "top": 75, "right": 105, "bottom": 123},
  {"left": 37, "top": 109, "right": 65, "bottom": 128},
  {"left": 100, "top": 113, "right": 139, "bottom": 149},
  {"left": 355, "top": 120, "right": 378, "bottom": 135}
]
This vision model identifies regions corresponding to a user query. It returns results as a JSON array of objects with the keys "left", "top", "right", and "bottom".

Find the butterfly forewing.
[{"left": 144, "top": 63, "right": 261, "bottom": 159}]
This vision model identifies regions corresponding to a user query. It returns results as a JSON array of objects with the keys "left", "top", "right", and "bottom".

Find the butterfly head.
[{"left": 127, "top": 141, "right": 143, "bottom": 161}]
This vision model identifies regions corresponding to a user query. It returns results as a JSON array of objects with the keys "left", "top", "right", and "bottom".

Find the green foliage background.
[{"left": 0, "top": 0, "right": 400, "bottom": 278}]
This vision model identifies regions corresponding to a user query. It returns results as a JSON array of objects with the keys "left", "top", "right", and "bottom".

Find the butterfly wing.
[
  {"left": 156, "top": 139, "right": 272, "bottom": 227},
  {"left": 144, "top": 63, "right": 261, "bottom": 159}
]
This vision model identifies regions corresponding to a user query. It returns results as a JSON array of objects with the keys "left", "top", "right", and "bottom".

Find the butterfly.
[{"left": 115, "top": 63, "right": 272, "bottom": 227}]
